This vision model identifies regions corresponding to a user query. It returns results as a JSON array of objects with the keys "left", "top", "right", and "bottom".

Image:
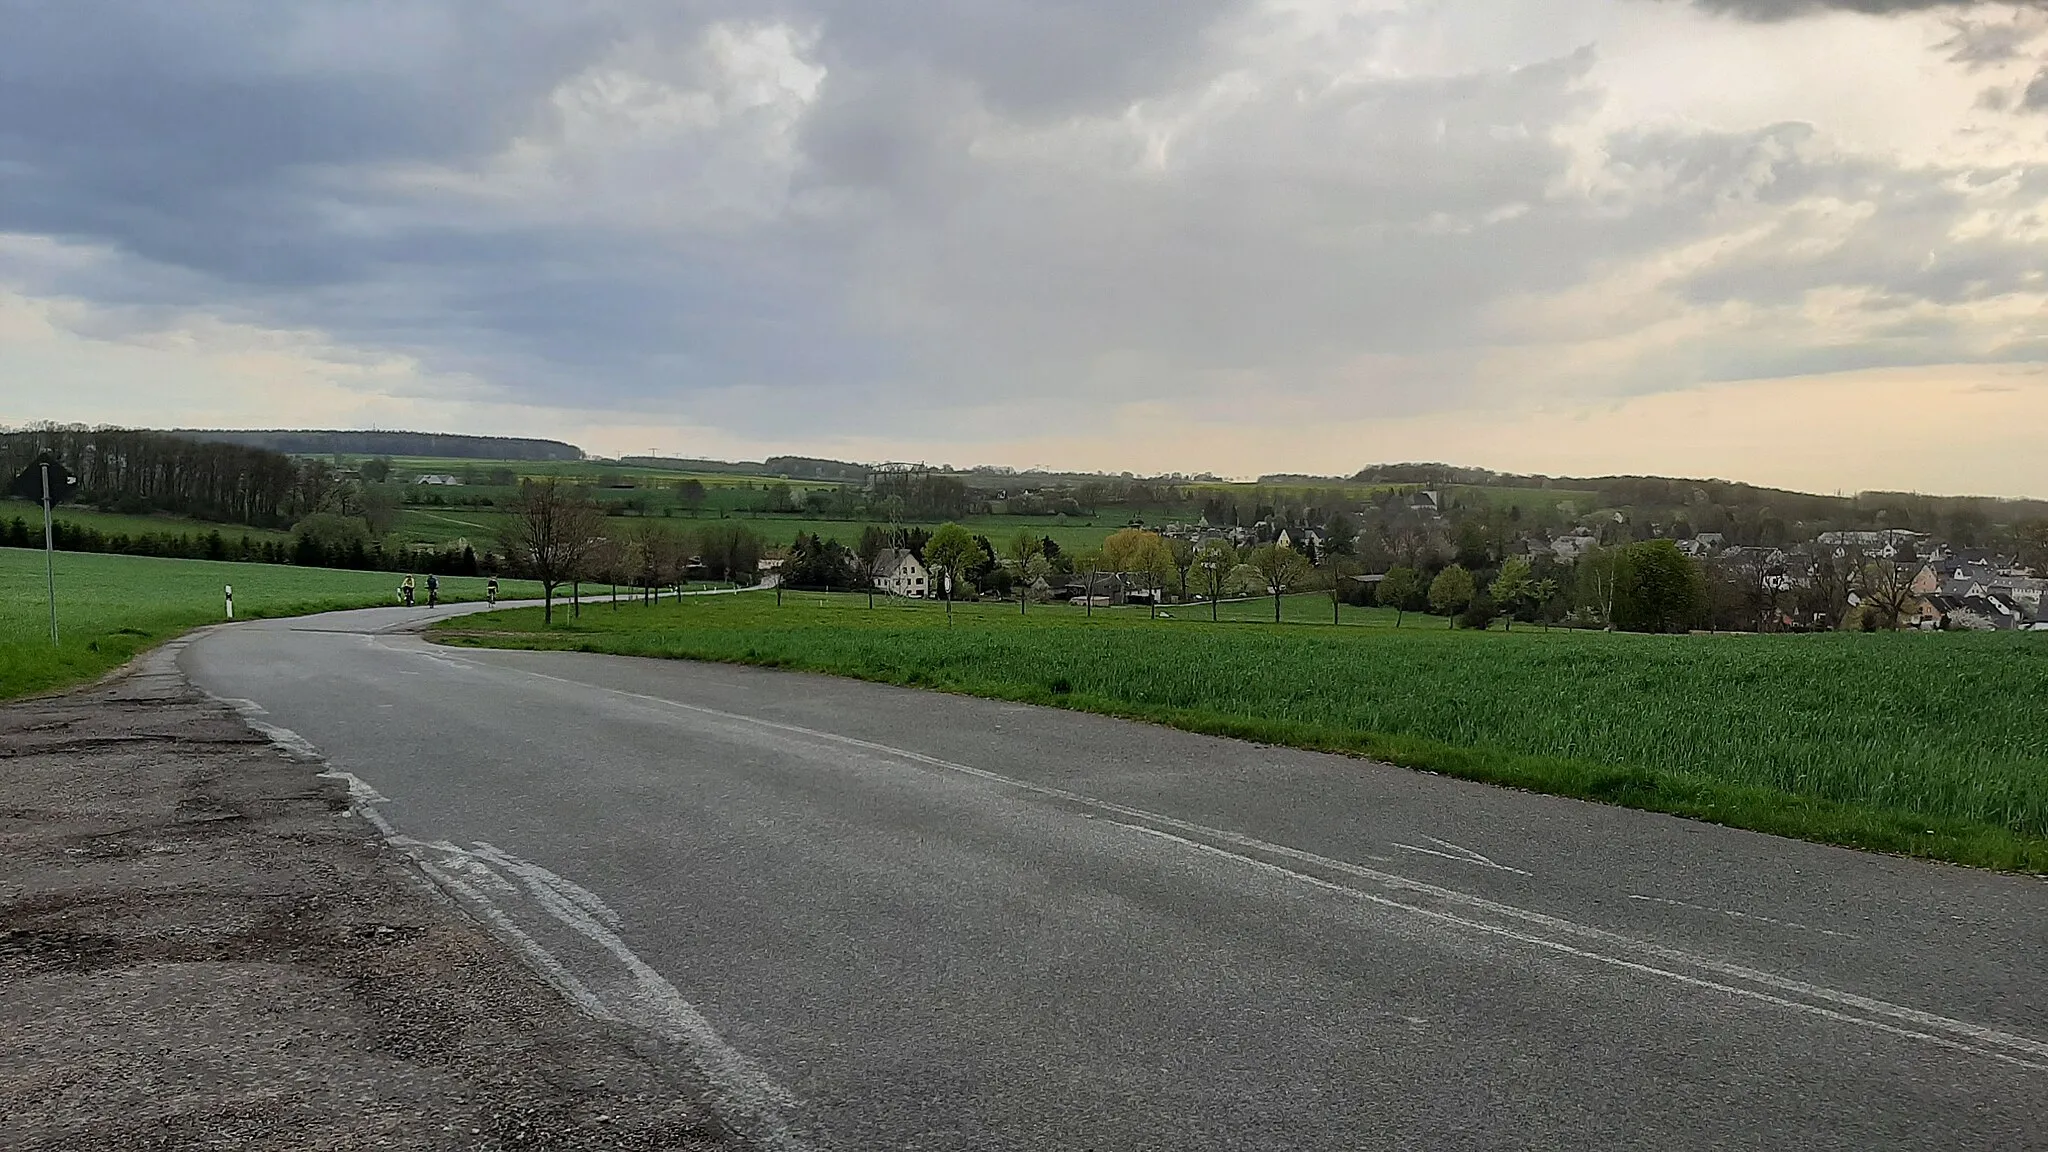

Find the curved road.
[{"left": 179, "top": 604, "right": 2048, "bottom": 1151}]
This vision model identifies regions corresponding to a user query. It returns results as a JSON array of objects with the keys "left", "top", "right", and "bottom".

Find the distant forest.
[
  {"left": 4, "top": 426, "right": 307, "bottom": 527},
  {"left": 173, "top": 429, "right": 584, "bottom": 461}
]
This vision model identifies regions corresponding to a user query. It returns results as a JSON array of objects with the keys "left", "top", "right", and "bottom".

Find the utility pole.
[{"left": 42, "top": 461, "right": 57, "bottom": 644}]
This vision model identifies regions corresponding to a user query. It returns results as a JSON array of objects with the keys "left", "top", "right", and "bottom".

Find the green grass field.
[
  {"left": 1, "top": 548, "right": 537, "bottom": 700},
  {"left": 436, "top": 591, "right": 2048, "bottom": 871},
  {"left": 2, "top": 504, "right": 294, "bottom": 545}
]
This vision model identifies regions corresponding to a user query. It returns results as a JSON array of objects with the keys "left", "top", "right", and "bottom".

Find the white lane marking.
[
  {"left": 413, "top": 838, "right": 806, "bottom": 1145},
  {"left": 471, "top": 840, "right": 625, "bottom": 929},
  {"left": 1392, "top": 835, "right": 1531, "bottom": 875},
  {"left": 200, "top": 688, "right": 812, "bottom": 1150},
  {"left": 1113, "top": 822, "right": 2048, "bottom": 1073},
  {"left": 474, "top": 665, "right": 2048, "bottom": 1071},
  {"left": 416, "top": 855, "right": 617, "bottom": 1022},
  {"left": 1627, "top": 894, "right": 1858, "bottom": 941}
]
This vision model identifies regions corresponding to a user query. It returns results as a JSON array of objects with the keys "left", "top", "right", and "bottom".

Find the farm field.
[
  {"left": 1, "top": 548, "right": 538, "bottom": 700},
  {"left": 436, "top": 590, "right": 2048, "bottom": 871},
  {"left": 387, "top": 504, "right": 1136, "bottom": 552},
  {"left": 2, "top": 503, "right": 294, "bottom": 545}
]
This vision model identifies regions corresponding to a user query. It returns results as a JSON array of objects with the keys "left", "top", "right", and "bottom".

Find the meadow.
[
  {"left": 437, "top": 590, "right": 2048, "bottom": 870},
  {"left": 5, "top": 505, "right": 294, "bottom": 545},
  {"left": 1, "top": 548, "right": 536, "bottom": 700}
]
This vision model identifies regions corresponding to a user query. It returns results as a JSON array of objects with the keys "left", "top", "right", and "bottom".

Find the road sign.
[{"left": 8, "top": 453, "right": 77, "bottom": 506}]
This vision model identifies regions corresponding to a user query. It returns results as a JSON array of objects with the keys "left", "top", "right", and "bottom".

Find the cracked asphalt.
[{"left": 0, "top": 641, "right": 728, "bottom": 1152}]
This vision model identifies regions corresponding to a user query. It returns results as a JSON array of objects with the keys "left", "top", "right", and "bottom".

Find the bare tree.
[
  {"left": 498, "top": 478, "right": 605, "bottom": 624},
  {"left": 1196, "top": 540, "right": 1236, "bottom": 622},
  {"left": 1860, "top": 555, "right": 1919, "bottom": 631},
  {"left": 1805, "top": 547, "right": 1860, "bottom": 631},
  {"left": 1710, "top": 552, "right": 1779, "bottom": 633},
  {"left": 1324, "top": 551, "right": 1361, "bottom": 624},
  {"left": 1168, "top": 537, "right": 1199, "bottom": 604}
]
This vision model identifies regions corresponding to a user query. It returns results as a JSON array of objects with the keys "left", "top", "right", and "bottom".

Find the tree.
[
  {"left": 1005, "top": 530, "right": 1042, "bottom": 613},
  {"left": 292, "top": 511, "right": 371, "bottom": 558},
  {"left": 1103, "top": 528, "right": 1174, "bottom": 614},
  {"left": 855, "top": 524, "right": 891, "bottom": 578},
  {"left": 2013, "top": 520, "right": 2048, "bottom": 577},
  {"left": 786, "top": 532, "right": 860, "bottom": 590},
  {"left": 1195, "top": 541, "right": 1237, "bottom": 622},
  {"left": 1458, "top": 592, "right": 1499, "bottom": 630},
  {"left": 631, "top": 521, "right": 680, "bottom": 601},
  {"left": 1576, "top": 547, "right": 1623, "bottom": 628},
  {"left": 1859, "top": 556, "right": 1918, "bottom": 631},
  {"left": 1072, "top": 546, "right": 1105, "bottom": 616},
  {"left": 359, "top": 482, "right": 402, "bottom": 538},
  {"left": 587, "top": 534, "right": 631, "bottom": 608},
  {"left": 1804, "top": 548, "right": 1859, "bottom": 631},
  {"left": 677, "top": 479, "right": 707, "bottom": 516},
  {"left": 1612, "top": 540, "right": 1706, "bottom": 633},
  {"left": 498, "top": 478, "right": 605, "bottom": 625},
  {"left": 1168, "top": 537, "right": 1199, "bottom": 604},
  {"left": 1249, "top": 543, "right": 1312, "bottom": 623},
  {"left": 1101, "top": 528, "right": 1159, "bottom": 573},
  {"left": 1378, "top": 566, "right": 1421, "bottom": 627},
  {"left": 1429, "top": 565, "right": 1475, "bottom": 625},
  {"left": 924, "top": 522, "right": 980, "bottom": 601},
  {"left": 1323, "top": 511, "right": 1358, "bottom": 557},
  {"left": 698, "top": 523, "right": 763, "bottom": 586},
  {"left": 1488, "top": 556, "right": 1534, "bottom": 632},
  {"left": 360, "top": 457, "right": 393, "bottom": 483},
  {"left": 1324, "top": 551, "right": 1361, "bottom": 624}
]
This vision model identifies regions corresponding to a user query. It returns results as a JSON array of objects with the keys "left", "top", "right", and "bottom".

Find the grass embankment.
[
  {"left": 2, "top": 548, "right": 537, "bottom": 700},
  {"left": 437, "top": 591, "right": 2048, "bottom": 871}
]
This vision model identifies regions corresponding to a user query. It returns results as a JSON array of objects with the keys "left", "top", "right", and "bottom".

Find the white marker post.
[{"left": 224, "top": 584, "right": 234, "bottom": 620}]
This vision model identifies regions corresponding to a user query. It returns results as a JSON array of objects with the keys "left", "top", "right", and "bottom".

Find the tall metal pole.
[{"left": 41, "top": 462, "right": 57, "bottom": 644}]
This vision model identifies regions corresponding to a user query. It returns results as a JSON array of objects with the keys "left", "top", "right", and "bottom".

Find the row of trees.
[
  {"left": 3, "top": 426, "right": 308, "bottom": 527},
  {"left": 495, "top": 479, "right": 768, "bottom": 622},
  {"left": 0, "top": 513, "right": 489, "bottom": 576}
]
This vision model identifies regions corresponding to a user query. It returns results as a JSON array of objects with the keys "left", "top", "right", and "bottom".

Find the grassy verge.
[
  {"left": 434, "top": 590, "right": 2048, "bottom": 872},
  {"left": 2, "top": 548, "right": 538, "bottom": 700}
]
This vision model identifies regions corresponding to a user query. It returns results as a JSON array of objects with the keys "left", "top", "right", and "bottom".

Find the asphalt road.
[{"left": 180, "top": 604, "right": 2048, "bottom": 1151}]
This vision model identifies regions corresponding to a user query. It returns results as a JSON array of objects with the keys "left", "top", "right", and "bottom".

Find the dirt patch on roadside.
[{"left": 0, "top": 652, "right": 727, "bottom": 1151}]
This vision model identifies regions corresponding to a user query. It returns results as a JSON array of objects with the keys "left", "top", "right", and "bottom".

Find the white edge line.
[
  {"left": 475, "top": 664, "right": 2048, "bottom": 1069},
  {"left": 1115, "top": 821, "right": 2048, "bottom": 1074}
]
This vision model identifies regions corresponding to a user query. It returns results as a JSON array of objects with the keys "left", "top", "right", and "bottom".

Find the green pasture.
[
  {"left": 1, "top": 548, "right": 537, "bottom": 700},
  {"left": 2, "top": 503, "right": 293, "bottom": 545}
]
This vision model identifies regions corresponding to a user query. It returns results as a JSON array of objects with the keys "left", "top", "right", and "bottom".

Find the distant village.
[{"left": 843, "top": 483, "right": 2048, "bottom": 634}]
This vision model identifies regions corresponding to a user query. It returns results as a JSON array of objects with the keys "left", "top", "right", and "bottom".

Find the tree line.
[{"left": 3, "top": 425, "right": 312, "bottom": 527}]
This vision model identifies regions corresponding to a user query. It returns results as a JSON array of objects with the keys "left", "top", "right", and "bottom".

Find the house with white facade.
[{"left": 871, "top": 548, "right": 931, "bottom": 598}]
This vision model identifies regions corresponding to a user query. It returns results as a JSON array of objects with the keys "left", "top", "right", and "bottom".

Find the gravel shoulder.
[{"left": 0, "top": 638, "right": 729, "bottom": 1152}]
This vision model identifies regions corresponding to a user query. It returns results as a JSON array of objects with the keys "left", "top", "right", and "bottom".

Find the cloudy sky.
[{"left": 3, "top": 0, "right": 2046, "bottom": 495}]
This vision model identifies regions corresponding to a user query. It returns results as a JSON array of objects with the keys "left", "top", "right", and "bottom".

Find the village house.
[
  {"left": 870, "top": 548, "right": 931, "bottom": 598},
  {"left": 1276, "top": 526, "right": 1324, "bottom": 552},
  {"left": 1815, "top": 528, "right": 1926, "bottom": 559},
  {"left": 1917, "top": 593, "right": 2028, "bottom": 632},
  {"left": 1550, "top": 528, "right": 1597, "bottom": 561}
]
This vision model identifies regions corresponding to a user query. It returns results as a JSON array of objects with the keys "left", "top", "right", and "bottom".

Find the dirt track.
[{"left": 0, "top": 642, "right": 727, "bottom": 1151}]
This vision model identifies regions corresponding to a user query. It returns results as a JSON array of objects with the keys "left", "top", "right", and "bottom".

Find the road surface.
[{"left": 179, "top": 604, "right": 2048, "bottom": 1151}]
